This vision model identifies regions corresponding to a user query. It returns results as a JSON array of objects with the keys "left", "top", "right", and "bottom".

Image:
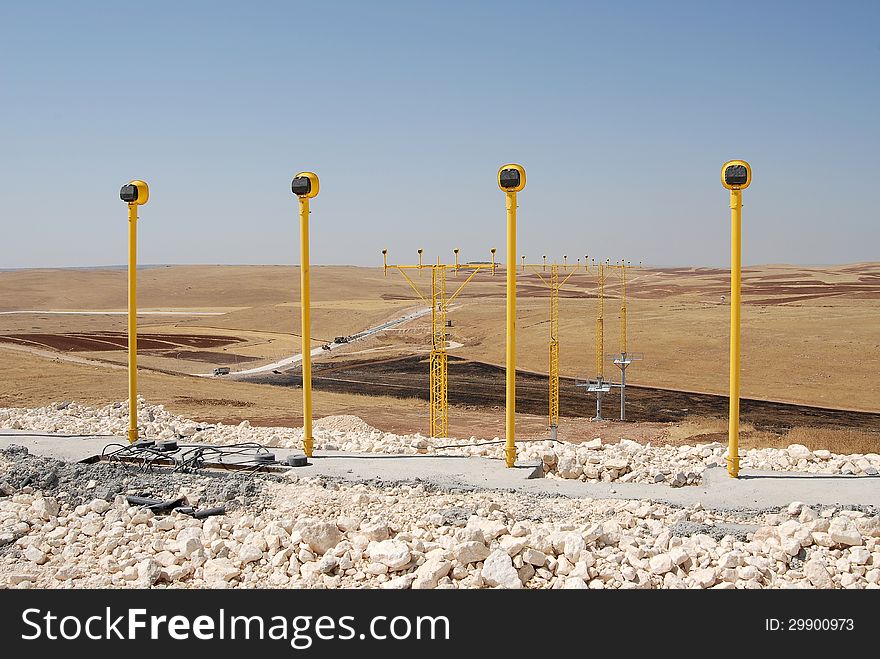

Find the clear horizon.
[
  {"left": 1, "top": 260, "right": 879, "bottom": 273},
  {"left": 1, "top": 1, "right": 878, "bottom": 269}
]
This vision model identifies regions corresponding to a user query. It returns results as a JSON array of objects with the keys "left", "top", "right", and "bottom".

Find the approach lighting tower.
[
  {"left": 383, "top": 249, "right": 496, "bottom": 438},
  {"left": 521, "top": 256, "right": 589, "bottom": 438},
  {"left": 576, "top": 259, "right": 612, "bottom": 419},
  {"left": 605, "top": 260, "right": 644, "bottom": 421}
]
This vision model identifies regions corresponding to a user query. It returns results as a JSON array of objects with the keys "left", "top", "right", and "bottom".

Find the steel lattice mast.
[
  {"left": 383, "top": 249, "right": 496, "bottom": 438},
  {"left": 548, "top": 263, "right": 560, "bottom": 433},
  {"left": 429, "top": 265, "right": 449, "bottom": 438},
  {"left": 521, "top": 256, "right": 588, "bottom": 437},
  {"left": 605, "top": 260, "right": 644, "bottom": 421},
  {"left": 596, "top": 260, "right": 606, "bottom": 379}
]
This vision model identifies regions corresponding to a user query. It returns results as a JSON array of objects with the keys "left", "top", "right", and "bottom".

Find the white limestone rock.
[
  {"left": 31, "top": 497, "right": 60, "bottom": 521},
  {"left": 855, "top": 516, "right": 880, "bottom": 538},
  {"left": 522, "top": 548, "right": 546, "bottom": 567},
  {"left": 481, "top": 550, "right": 522, "bottom": 589},
  {"left": 803, "top": 558, "right": 833, "bottom": 588},
  {"left": 239, "top": 544, "right": 263, "bottom": 564},
  {"left": 829, "top": 517, "right": 863, "bottom": 546},
  {"left": 649, "top": 553, "right": 674, "bottom": 575},
  {"left": 412, "top": 558, "right": 452, "bottom": 589},
  {"left": 563, "top": 577, "right": 589, "bottom": 589},
  {"left": 454, "top": 541, "right": 490, "bottom": 564},
  {"left": 368, "top": 539, "right": 411, "bottom": 571},
  {"left": 298, "top": 520, "right": 343, "bottom": 555},
  {"left": 563, "top": 533, "right": 586, "bottom": 562},
  {"left": 137, "top": 558, "right": 162, "bottom": 586},
  {"left": 24, "top": 546, "right": 48, "bottom": 564},
  {"left": 202, "top": 558, "right": 240, "bottom": 584}
]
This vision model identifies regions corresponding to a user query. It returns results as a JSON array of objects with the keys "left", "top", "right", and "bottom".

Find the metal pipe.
[
  {"left": 127, "top": 203, "right": 138, "bottom": 443},
  {"left": 299, "top": 196, "right": 314, "bottom": 457},
  {"left": 505, "top": 191, "right": 517, "bottom": 467},
  {"left": 728, "top": 189, "right": 742, "bottom": 477}
]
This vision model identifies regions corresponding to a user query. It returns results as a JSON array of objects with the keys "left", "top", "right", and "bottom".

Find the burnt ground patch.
[{"left": 244, "top": 355, "right": 880, "bottom": 434}]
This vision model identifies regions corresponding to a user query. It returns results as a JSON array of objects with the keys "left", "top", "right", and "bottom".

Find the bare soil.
[{"left": 2, "top": 263, "right": 878, "bottom": 453}]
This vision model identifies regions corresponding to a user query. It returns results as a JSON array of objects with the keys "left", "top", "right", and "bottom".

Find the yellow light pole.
[
  {"left": 292, "top": 171, "right": 320, "bottom": 457},
  {"left": 722, "top": 160, "right": 752, "bottom": 478},
  {"left": 499, "top": 164, "right": 526, "bottom": 467},
  {"left": 119, "top": 180, "right": 149, "bottom": 443}
]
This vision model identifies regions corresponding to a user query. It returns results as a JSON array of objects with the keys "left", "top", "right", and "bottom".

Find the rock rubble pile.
[
  {"left": 2, "top": 400, "right": 878, "bottom": 486},
  {"left": 2, "top": 456, "right": 878, "bottom": 589}
]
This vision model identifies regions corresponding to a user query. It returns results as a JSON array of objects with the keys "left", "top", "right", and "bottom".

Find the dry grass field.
[{"left": 1, "top": 263, "right": 878, "bottom": 450}]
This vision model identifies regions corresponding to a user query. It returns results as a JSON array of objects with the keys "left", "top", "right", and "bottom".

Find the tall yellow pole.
[
  {"left": 299, "top": 196, "right": 314, "bottom": 457},
  {"left": 291, "top": 171, "right": 319, "bottom": 458},
  {"left": 721, "top": 159, "right": 751, "bottom": 478},
  {"left": 127, "top": 202, "right": 138, "bottom": 443},
  {"left": 728, "top": 188, "right": 742, "bottom": 478},
  {"left": 498, "top": 164, "right": 525, "bottom": 467},
  {"left": 119, "top": 179, "right": 148, "bottom": 443},
  {"left": 596, "top": 262, "right": 605, "bottom": 379},
  {"left": 505, "top": 190, "right": 517, "bottom": 467}
]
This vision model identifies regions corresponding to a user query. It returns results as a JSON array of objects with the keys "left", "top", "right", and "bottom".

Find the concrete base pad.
[{"left": 0, "top": 431, "right": 877, "bottom": 512}]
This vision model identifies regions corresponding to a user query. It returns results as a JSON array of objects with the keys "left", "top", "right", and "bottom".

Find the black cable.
[{"left": 100, "top": 440, "right": 284, "bottom": 475}]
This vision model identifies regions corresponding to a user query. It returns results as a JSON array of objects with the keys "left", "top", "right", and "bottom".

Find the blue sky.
[{"left": 1, "top": 0, "right": 878, "bottom": 268}]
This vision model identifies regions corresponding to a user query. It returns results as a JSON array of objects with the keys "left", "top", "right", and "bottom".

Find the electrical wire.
[{"left": 100, "top": 440, "right": 283, "bottom": 475}]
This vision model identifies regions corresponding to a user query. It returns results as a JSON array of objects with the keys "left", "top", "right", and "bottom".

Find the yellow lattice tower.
[
  {"left": 429, "top": 265, "right": 449, "bottom": 437},
  {"left": 605, "top": 260, "right": 642, "bottom": 355},
  {"left": 383, "top": 249, "right": 496, "bottom": 438},
  {"left": 605, "top": 260, "right": 629, "bottom": 354},
  {"left": 521, "top": 256, "right": 588, "bottom": 435},
  {"left": 549, "top": 263, "right": 560, "bottom": 431},
  {"left": 603, "top": 259, "right": 644, "bottom": 421}
]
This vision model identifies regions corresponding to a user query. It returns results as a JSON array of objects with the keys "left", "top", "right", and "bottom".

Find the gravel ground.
[{"left": 1, "top": 443, "right": 878, "bottom": 590}]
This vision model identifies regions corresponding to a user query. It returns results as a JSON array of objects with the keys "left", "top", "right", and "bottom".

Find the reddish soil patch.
[{"left": 0, "top": 332, "right": 244, "bottom": 352}]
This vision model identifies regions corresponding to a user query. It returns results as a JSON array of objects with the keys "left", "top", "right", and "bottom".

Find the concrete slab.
[
  {"left": 0, "top": 431, "right": 118, "bottom": 462},
  {"left": 1, "top": 431, "right": 877, "bottom": 512}
]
